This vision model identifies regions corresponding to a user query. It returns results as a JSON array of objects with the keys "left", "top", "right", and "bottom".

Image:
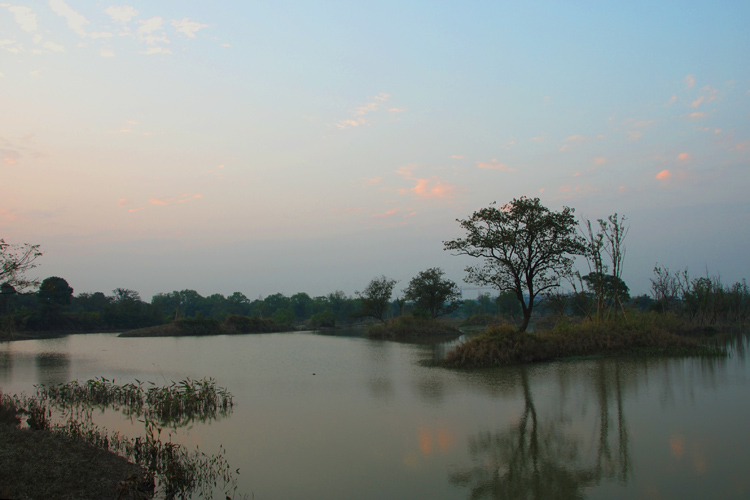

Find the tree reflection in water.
[{"left": 450, "top": 363, "right": 631, "bottom": 500}]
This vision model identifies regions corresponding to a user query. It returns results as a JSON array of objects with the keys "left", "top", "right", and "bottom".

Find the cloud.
[
  {"left": 677, "top": 153, "right": 691, "bottom": 161},
  {"left": 335, "top": 93, "right": 392, "bottom": 129},
  {"left": 656, "top": 169, "right": 672, "bottom": 180},
  {"left": 49, "top": 0, "right": 89, "bottom": 37},
  {"left": 691, "top": 96, "right": 705, "bottom": 108},
  {"left": 477, "top": 159, "right": 515, "bottom": 172},
  {"left": 0, "top": 39, "right": 22, "bottom": 53},
  {"left": 388, "top": 107, "right": 405, "bottom": 113},
  {"left": 140, "top": 47, "right": 172, "bottom": 55},
  {"left": 138, "top": 17, "right": 164, "bottom": 35},
  {"left": 593, "top": 157, "right": 607, "bottom": 165},
  {"left": 362, "top": 177, "right": 382, "bottom": 187},
  {"left": 689, "top": 112, "right": 706, "bottom": 119},
  {"left": 149, "top": 193, "right": 202, "bottom": 206},
  {"left": 105, "top": 5, "right": 138, "bottom": 23},
  {"left": 1, "top": 149, "right": 20, "bottom": 164},
  {"left": 736, "top": 141, "right": 749, "bottom": 150},
  {"left": 450, "top": 155, "right": 464, "bottom": 159},
  {"left": 372, "top": 208, "right": 399, "bottom": 218},
  {"left": 665, "top": 95, "right": 677, "bottom": 107},
  {"left": 395, "top": 166, "right": 460, "bottom": 200},
  {"left": 559, "top": 144, "right": 570, "bottom": 152},
  {"left": 171, "top": 18, "right": 208, "bottom": 39},
  {"left": 628, "top": 130, "right": 644, "bottom": 140},
  {"left": 564, "top": 134, "right": 586, "bottom": 142},
  {"left": 43, "top": 41, "right": 65, "bottom": 52},
  {"left": 7, "top": 5, "right": 37, "bottom": 32},
  {"left": 100, "top": 48, "right": 115, "bottom": 57},
  {"left": 685, "top": 74, "right": 695, "bottom": 89},
  {"left": 530, "top": 135, "right": 545, "bottom": 142}
]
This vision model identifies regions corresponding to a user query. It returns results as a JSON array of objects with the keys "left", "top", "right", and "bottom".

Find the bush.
[{"left": 173, "top": 317, "right": 221, "bottom": 336}]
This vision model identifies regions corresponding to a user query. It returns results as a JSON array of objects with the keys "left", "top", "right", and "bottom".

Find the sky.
[{"left": 1, "top": 0, "right": 749, "bottom": 301}]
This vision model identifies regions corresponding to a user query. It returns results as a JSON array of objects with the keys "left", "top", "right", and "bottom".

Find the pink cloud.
[
  {"left": 451, "top": 155, "right": 465, "bottom": 159},
  {"left": 685, "top": 74, "right": 695, "bottom": 89},
  {"left": 372, "top": 208, "right": 399, "bottom": 218},
  {"left": 736, "top": 141, "right": 750, "bottom": 150},
  {"left": 690, "top": 96, "right": 704, "bottom": 108},
  {"left": 362, "top": 177, "right": 382, "bottom": 187},
  {"left": 1, "top": 149, "right": 20, "bottom": 164},
  {"left": 593, "top": 157, "right": 607, "bottom": 165},
  {"left": 559, "top": 144, "right": 570, "bottom": 152},
  {"left": 689, "top": 112, "right": 706, "bottom": 119},
  {"left": 656, "top": 170, "right": 672, "bottom": 180},
  {"left": 665, "top": 95, "right": 677, "bottom": 107},
  {"left": 149, "top": 193, "right": 202, "bottom": 206},
  {"left": 477, "top": 159, "right": 514, "bottom": 172},
  {"left": 677, "top": 153, "right": 690, "bottom": 160},
  {"left": 530, "top": 135, "right": 545, "bottom": 142},
  {"left": 395, "top": 166, "right": 460, "bottom": 200}
]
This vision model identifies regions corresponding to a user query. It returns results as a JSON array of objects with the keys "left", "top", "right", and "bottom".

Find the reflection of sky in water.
[{"left": 0, "top": 332, "right": 748, "bottom": 499}]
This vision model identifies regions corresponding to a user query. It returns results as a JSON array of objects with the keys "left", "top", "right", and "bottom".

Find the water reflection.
[
  {"left": 35, "top": 352, "right": 71, "bottom": 387},
  {"left": 450, "top": 362, "right": 633, "bottom": 499}
]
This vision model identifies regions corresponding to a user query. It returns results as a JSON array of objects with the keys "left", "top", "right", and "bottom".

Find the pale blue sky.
[{"left": 2, "top": 1, "right": 749, "bottom": 299}]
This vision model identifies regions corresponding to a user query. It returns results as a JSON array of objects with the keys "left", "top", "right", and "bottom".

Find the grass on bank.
[{"left": 445, "top": 313, "right": 727, "bottom": 369}]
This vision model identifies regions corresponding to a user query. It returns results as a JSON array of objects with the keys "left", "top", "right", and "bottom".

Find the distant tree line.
[{"left": 2, "top": 195, "right": 749, "bottom": 335}]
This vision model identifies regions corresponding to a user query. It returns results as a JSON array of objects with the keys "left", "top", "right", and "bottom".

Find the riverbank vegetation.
[{"left": 0, "top": 377, "right": 244, "bottom": 499}]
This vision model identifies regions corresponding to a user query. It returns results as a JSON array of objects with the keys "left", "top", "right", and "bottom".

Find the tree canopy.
[
  {"left": 356, "top": 275, "right": 397, "bottom": 323},
  {"left": 444, "top": 197, "right": 585, "bottom": 331},
  {"left": 0, "top": 239, "right": 42, "bottom": 293},
  {"left": 404, "top": 267, "right": 461, "bottom": 318}
]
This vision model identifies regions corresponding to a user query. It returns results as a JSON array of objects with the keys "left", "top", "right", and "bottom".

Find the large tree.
[
  {"left": 356, "top": 276, "right": 397, "bottom": 323},
  {"left": 0, "top": 239, "right": 42, "bottom": 293},
  {"left": 404, "top": 267, "right": 461, "bottom": 318},
  {"left": 444, "top": 197, "right": 585, "bottom": 331}
]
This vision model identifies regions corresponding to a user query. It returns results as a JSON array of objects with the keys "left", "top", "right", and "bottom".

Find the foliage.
[
  {"left": 356, "top": 275, "right": 397, "bottom": 323},
  {"left": 309, "top": 309, "right": 336, "bottom": 329},
  {"left": 38, "top": 276, "right": 74, "bottom": 309},
  {"left": 444, "top": 197, "right": 585, "bottom": 331},
  {"left": 0, "top": 239, "right": 42, "bottom": 293},
  {"left": 404, "top": 267, "right": 461, "bottom": 318}
]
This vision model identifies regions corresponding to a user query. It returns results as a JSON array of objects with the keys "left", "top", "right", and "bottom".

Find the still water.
[{"left": 1, "top": 331, "right": 749, "bottom": 499}]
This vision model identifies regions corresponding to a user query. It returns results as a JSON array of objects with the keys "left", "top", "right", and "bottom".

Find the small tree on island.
[
  {"left": 404, "top": 267, "right": 461, "bottom": 318},
  {"left": 444, "top": 197, "right": 586, "bottom": 332},
  {"left": 356, "top": 276, "right": 398, "bottom": 323}
]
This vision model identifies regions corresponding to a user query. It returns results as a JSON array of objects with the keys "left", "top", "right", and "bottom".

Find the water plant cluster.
[
  {"left": 1, "top": 378, "right": 245, "bottom": 499},
  {"left": 36, "top": 376, "right": 234, "bottom": 428}
]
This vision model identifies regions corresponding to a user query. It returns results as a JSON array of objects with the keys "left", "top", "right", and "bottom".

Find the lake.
[{"left": 1, "top": 330, "right": 749, "bottom": 499}]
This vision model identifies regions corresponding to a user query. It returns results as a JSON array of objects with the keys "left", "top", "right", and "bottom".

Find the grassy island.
[
  {"left": 366, "top": 315, "right": 461, "bottom": 340},
  {"left": 120, "top": 314, "right": 291, "bottom": 337},
  {"left": 444, "top": 314, "right": 727, "bottom": 368}
]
